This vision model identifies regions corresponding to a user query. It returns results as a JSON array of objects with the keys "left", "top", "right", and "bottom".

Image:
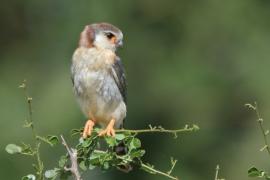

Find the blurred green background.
[{"left": 1, "top": 0, "right": 270, "bottom": 179}]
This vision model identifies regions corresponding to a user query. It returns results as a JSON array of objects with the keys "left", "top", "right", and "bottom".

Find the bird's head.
[{"left": 79, "top": 23, "right": 123, "bottom": 52}]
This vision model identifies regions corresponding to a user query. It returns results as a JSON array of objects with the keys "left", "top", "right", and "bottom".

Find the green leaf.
[
  {"left": 21, "top": 143, "right": 35, "bottom": 156},
  {"left": 89, "top": 152, "right": 100, "bottom": 160},
  {"left": 58, "top": 155, "right": 68, "bottom": 168},
  {"left": 45, "top": 169, "right": 58, "bottom": 178},
  {"left": 102, "top": 161, "right": 110, "bottom": 170},
  {"left": 21, "top": 174, "right": 36, "bottom": 180},
  {"left": 71, "top": 128, "right": 82, "bottom": 136},
  {"left": 129, "top": 138, "right": 141, "bottom": 150},
  {"left": 79, "top": 161, "right": 87, "bottom": 171},
  {"left": 105, "top": 136, "right": 117, "bottom": 147},
  {"left": 6, "top": 144, "right": 22, "bottom": 154},
  {"left": 115, "top": 134, "right": 125, "bottom": 141},
  {"left": 130, "top": 149, "right": 145, "bottom": 159},
  {"left": 89, "top": 151, "right": 103, "bottom": 165},
  {"left": 37, "top": 135, "right": 59, "bottom": 146},
  {"left": 80, "top": 135, "right": 99, "bottom": 148},
  {"left": 47, "top": 135, "right": 59, "bottom": 146},
  {"left": 89, "top": 164, "right": 96, "bottom": 170},
  {"left": 82, "top": 138, "right": 93, "bottom": 148},
  {"left": 248, "top": 167, "right": 261, "bottom": 177}
]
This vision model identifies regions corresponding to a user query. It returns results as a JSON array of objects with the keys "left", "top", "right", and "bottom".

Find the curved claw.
[
  {"left": 98, "top": 119, "right": 116, "bottom": 137},
  {"left": 99, "top": 128, "right": 115, "bottom": 137},
  {"left": 82, "top": 120, "right": 95, "bottom": 138}
]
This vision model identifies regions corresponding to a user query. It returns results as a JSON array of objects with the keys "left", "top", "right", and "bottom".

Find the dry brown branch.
[{"left": 60, "top": 135, "right": 82, "bottom": 180}]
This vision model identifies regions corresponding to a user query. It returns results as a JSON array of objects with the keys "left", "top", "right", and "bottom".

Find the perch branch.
[
  {"left": 116, "top": 124, "right": 199, "bottom": 137},
  {"left": 60, "top": 135, "right": 82, "bottom": 180}
]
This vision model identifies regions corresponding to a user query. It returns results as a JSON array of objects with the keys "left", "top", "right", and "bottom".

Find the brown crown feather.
[
  {"left": 78, "top": 23, "right": 122, "bottom": 48},
  {"left": 79, "top": 25, "right": 95, "bottom": 48}
]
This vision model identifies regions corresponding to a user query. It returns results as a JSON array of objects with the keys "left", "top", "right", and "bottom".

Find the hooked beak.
[{"left": 116, "top": 40, "right": 123, "bottom": 48}]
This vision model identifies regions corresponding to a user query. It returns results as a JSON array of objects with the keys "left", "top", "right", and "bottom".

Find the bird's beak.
[{"left": 116, "top": 40, "right": 123, "bottom": 48}]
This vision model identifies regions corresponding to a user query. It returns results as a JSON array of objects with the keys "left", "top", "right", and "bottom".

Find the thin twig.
[
  {"left": 214, "top": 165, "right": 220, "bottom": 180},
  {"left": 116, "top": 124, "right": 199, "bottom": 136},
  {"left": 214, "top": 164, "right": 225, "bottom": 180},
  {"left": 167, "top": 158, "right": 178, "bottom": 175},
  {"left": 20, "top": 80, "right": 43, "bottom": 180},
  {"left": 141, "top": 163, "right": 179, "bottom": 180},
  {"left": 60, "top": 135, "right": 82, "bottom": 180},
  {"left": 246, "top": 102, "right": 270, "bottom": 156},
  {"left": 254, "top": 102, "right": 270, "bottom": 155}
]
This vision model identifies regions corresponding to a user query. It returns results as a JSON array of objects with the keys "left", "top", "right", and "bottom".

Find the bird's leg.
[
  {"left": 98, "top": 119, "right": 116, "bottom": 137},
  {"left": 82, "top": 120, "right": 95, "bottom": 138}
]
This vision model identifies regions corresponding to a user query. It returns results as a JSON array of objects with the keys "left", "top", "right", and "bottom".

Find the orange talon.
[
  {"left": 82, "top": 120, "right": 95, "bottom": 138},
  {"left": 98, "top": 119, "right": 116, "bottom": 137}
]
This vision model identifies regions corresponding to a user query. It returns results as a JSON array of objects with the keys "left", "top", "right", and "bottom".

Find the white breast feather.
[{"left": 71, "top": 47, "right": 126, "bottom": 128}]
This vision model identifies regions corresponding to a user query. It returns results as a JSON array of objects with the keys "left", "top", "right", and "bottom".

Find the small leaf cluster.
[
  {"left": 45, "top": 128, "right": 148, "bottom": 179},
  {"left": 5, "top": 136, "right": 59, "bottom": 155},
  {"left": 5, "top": 135, "right": 59, "bottom": 180}
]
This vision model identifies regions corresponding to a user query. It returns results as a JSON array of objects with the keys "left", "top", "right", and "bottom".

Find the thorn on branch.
[
  {"left": 60, "top": 135, "right": 82, "bottom": 180},
  {"left": 167, "top": 157, "right": 178, "bottom": 175}
]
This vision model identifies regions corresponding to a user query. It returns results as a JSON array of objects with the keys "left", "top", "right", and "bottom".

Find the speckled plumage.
[{"left": 71, "top": 23, "right": 127, "bottom": 130}]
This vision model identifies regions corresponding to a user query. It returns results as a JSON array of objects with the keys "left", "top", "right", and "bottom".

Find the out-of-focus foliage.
[{"left": 1, "top": 0, "right": 270, "bottom": 179}]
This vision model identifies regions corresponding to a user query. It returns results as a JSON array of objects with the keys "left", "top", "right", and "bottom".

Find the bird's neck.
[{"left": 73, "top": 47, "right": 116, "bottom": 70}]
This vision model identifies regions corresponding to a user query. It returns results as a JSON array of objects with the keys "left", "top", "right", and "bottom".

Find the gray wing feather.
[{"left": 110, "top": 56, "right": 127, "bottom": 104}]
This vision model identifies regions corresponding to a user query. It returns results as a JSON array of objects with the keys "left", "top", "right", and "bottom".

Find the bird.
[{"left": 71, "top": 23, "right": 127, "bottom": 138}]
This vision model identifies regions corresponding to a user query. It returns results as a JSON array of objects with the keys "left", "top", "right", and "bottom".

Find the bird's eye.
[{"left": 105, "top": 32, "right": 115, "bottom": 39}]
